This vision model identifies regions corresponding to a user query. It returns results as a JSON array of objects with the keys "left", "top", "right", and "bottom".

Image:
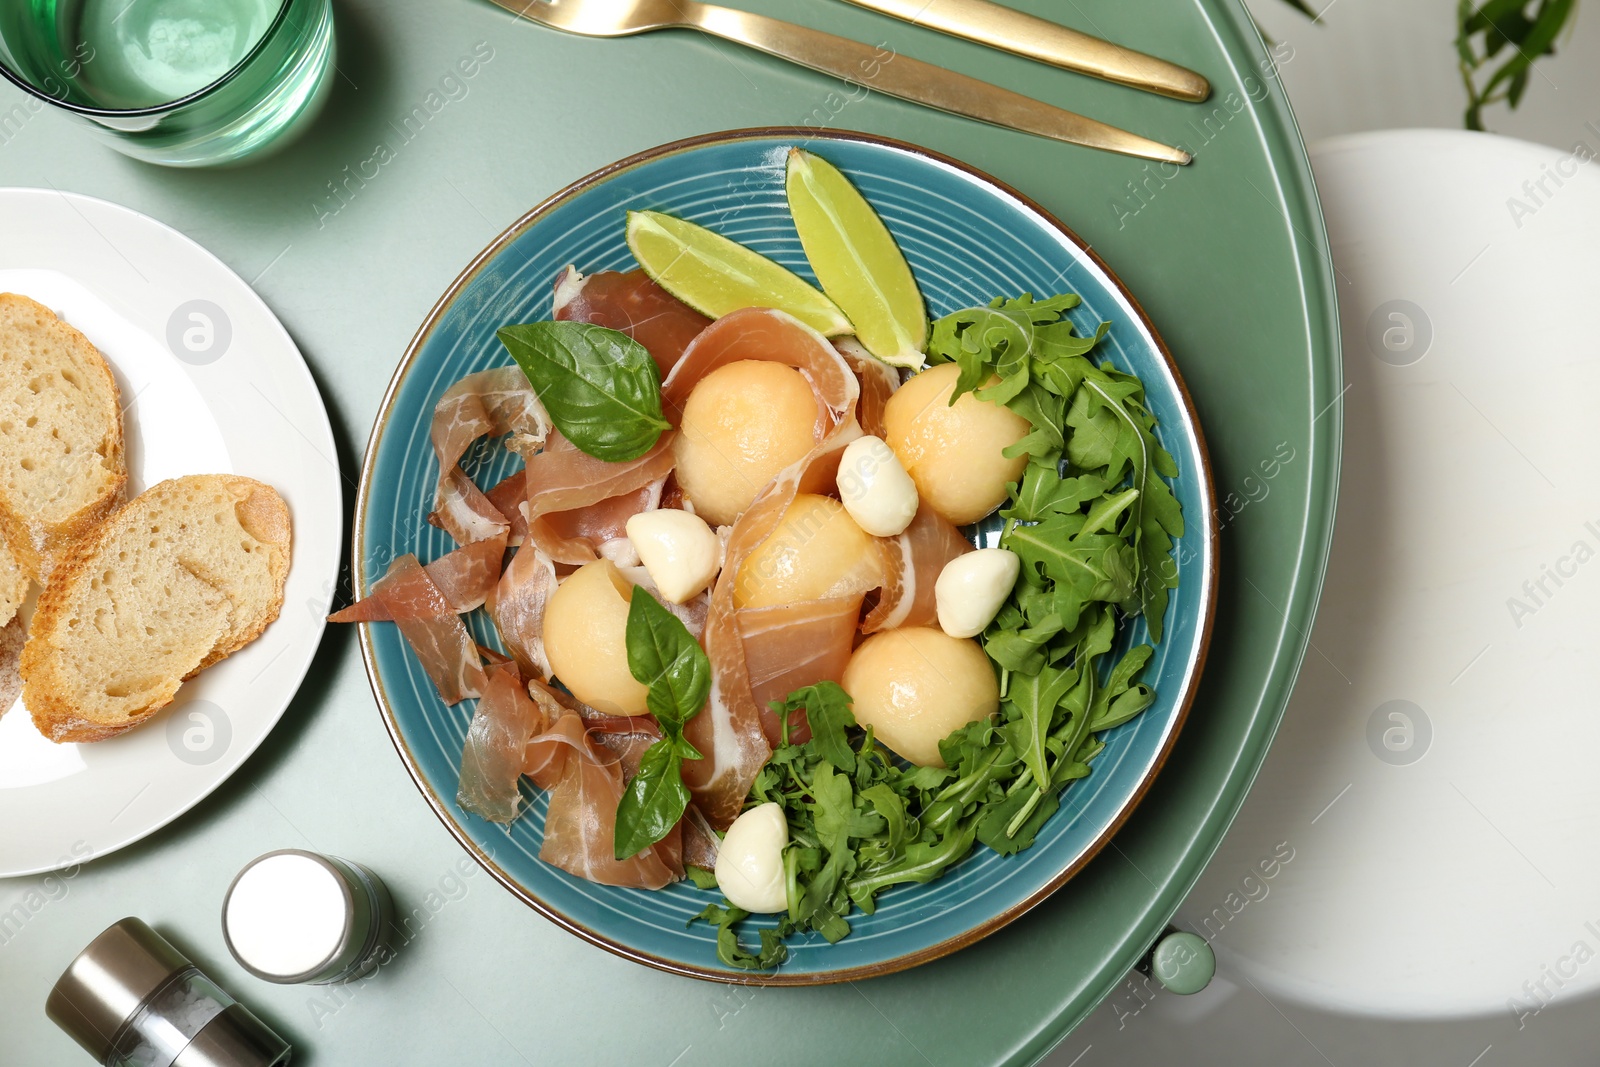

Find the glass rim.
[{"left": 0, "top": 0, "right": 297, "bottom": 119}]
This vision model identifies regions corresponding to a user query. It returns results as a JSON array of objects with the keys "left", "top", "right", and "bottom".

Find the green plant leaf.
[
  {"left": 498, "top": 321, "right": 670, "bottom": 461},
  {"left": 775, "top": 682, "right": 856, "bottom": 773},
  {"left": 1457, "top": 0, "right": 1576, "bottom": 132},
  {"left": 691, "top": 902, "right": 789, "bottom": 970},
  {"left": 1002, "top": 665, "right": 1078, "bottom": 797},
  {"left": 613, "top": 741, "right": 690, "bottom": 860},
  {"left": 611, "top": 587, "right": 709, "bottom": 859},
  {"left": 626, "top": 586, "right": 711, "bottom": 735}
]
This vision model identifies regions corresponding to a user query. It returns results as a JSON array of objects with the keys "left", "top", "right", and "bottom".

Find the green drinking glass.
[{"left": 0, "top": 0, "right": 335, "bottom": 166}]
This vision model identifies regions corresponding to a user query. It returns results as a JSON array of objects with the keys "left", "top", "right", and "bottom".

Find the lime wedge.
[
  {"left": 625, "top": 210, "right": 851, "bottom": 337},
  {"left": 786, "top": 148, "right": 928, "bottom": 370}
]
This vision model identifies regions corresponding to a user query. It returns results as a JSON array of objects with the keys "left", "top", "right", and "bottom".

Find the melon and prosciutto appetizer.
[{"left": 335, "top": 267, "right": 975, "bottom": 888}]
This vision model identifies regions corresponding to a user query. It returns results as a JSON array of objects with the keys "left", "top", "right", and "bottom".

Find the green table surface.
[{"left": 0, "top": 1, "right": 1339, "bottom": 1063}]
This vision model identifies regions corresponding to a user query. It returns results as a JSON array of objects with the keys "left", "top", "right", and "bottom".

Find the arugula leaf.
[
  {"left": 1002, "top": 464, "right": 1106, "bottom": 523},
  {"left": 860, "top": 783, "right": 907, "bottom": 850},
  {"left": 691, "top": 903, "right": 789, "bottom": 970},
  {"left": 498, "top": 321, "right": 670, "bottom": 461},
  {"left": 848, "top": 820, "right": 978, "bottom": 911},
  {"left": 1002, "top": 665, "right": 1077, "bottom": 799},
  {"left": 976, "top": 786, "right": 1059, "bottom": 855},
  {"left": 776, "top": 681, "right": 856, "bottom": 773},
  {"left": 686, "top": 865, "right": 719, "bottom": 891},
  {"left": 613, "top": 587, "right": 709, "bottom": 859}
]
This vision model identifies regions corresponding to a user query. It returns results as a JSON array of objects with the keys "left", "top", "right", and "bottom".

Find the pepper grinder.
[{"left": 47, "top": 917, "right": 291, "bottom": 1067}]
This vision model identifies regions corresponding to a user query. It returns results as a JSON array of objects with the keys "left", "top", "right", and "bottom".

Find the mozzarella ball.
[
  {"left": 841, "top": 627, "right": 999, "bottom": 767},
  {"left": 734, "top": 494, "right": 884, "bottom": 609},
  {"left": 837, "top": 434, "right": 919, "bottom": 537},
  {"left": 715, "top": 802, "right": 789, "bottom": 913},
  {"left": 626, "top": 509, "right": 720, "bottom": 604},
  {"left": 883, "top": 362, "right": 1030, "bottom": 526},
  {"left": 936, "top": 548, "right": 1020, "bottom": 639},
  {"left": 673, "top": 360, "right": 819, "bottom": 527},
  {"left": 542, "top": 560, "right": 648, "bottom": 716}
]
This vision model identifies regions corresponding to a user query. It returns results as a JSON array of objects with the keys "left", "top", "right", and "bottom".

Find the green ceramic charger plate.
[
  {"left": 343, "top": 0, "right": 1336, "bottom": 1058},
  {"left": 0, "top": 0, "right": 1335, "bottom": 1060},
  {"left": 355, "top": 128, "right": 1218, "bottom": 984}
]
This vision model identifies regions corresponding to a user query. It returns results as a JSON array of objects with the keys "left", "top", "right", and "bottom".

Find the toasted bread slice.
[
  {"left": 0, "top": 533, "right": 24, "bottom": 631},
  {"left": 21, "top": 475, "right": 291, "bottom": 743},
  {"left": 0, "top": 615, "right": 22, "bottom": 716},
  {"left": 0, "top": 292, "right": 127, "bottom": 583}
]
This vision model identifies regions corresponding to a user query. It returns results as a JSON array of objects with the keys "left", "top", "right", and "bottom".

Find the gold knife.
[
  {"left": 842, "top": 0, "right": 1212, "bottom": 102},
  {"left": 492, "top": 0, "right": 1193, "bottom": 165}
]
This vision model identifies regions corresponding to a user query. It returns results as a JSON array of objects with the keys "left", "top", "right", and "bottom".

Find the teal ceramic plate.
[{"left": 354, "top": 129, "right": 1216, "bottom": 984}]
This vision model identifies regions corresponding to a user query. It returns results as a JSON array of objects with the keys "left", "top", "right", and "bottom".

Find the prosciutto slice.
[
  {"left": 836, "top": 337, "right": 900, "bottom": 440},
  {"left": 522, "top": 431, "right": 676, "bottom": 565},
  {"left": 346, "top": 553, "right": 486, "bottom": 703},
  {"left": 669, "top": 308, "right": 863, "bottom": 827},
  {"left": 485, "top": 543, "right": 558, "bottom": 680},
  {"left": 537, "top": 479, "right": 662, "bottom": 565},
  {"left": 525, "top": 700, "right": 683, "bottom": 889},
  {"left": 429, "top": 367, "right": 550, "bottom": 545},
  {"left": 662, "top": 304, "right": 858, "bottom": 417},
  {"left": 863, "top": 501, "right": 972, "bottom": 633},
  {"left": 521, "top": 678, "right": 582, "bottom": 788},
  {"left": 485, "top": 472, "right": 529, "bottom": 547},
  {"left": 330, "top": 532, "right": 508, "bottom": 622},
  {"left": 680, "top": 805, "right": 721, "bottom": 871},
  {"left": 458, "top": 661, "right": 544, "bottom": 824},
  {"left": 738, "top": 593, "right": 863, "bottom": 737},
  {"left": 553, "top": 267, "right": 711, "bottom": 377}
]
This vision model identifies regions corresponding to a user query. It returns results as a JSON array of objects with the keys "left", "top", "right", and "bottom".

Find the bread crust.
[
  {"left": 0, "top": 292, "right": 127, "bottom": 583},
  {"left": 21, "top": 475, "right": 292, "bottom": 743},
  {"left": 0, "top": 532, "right": 24, "bottom": 631}
]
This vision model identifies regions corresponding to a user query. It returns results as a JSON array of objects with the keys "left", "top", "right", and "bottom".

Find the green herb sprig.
[
  {"left": 613, "top": 588, "right": 709, "bottom": 860},
  {"left": 1455, "top": 0, "right": 1576, "bottom": 131},
  {"left": 498, "top": 321, "right": 671, "bottom": 461}
]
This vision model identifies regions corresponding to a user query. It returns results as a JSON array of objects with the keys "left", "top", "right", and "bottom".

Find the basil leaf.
[
  {"left": 613, "top": 741, "right": 690, "bottom": 860},
  {"left": 625, "top": 586, "right": 711, "bottom": 734},
  {"left": 497, "top": 321, "right": 670, "bottom": 462},
  {"left": 611, "top": 587, "right": 711, "bottom": 860}
]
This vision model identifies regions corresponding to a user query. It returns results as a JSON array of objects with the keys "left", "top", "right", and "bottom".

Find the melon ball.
[
  {"left": 883, "top": 362, "right": 1030, "bottom": 526},
  {"left": 734, "top": 494, "right": 885, "bottom": 609},
  {"left": 542, "top": 559, "right": 649, "bottom": 717},
  {"left": 673, "top": 360, "right": 820, "bottom": 527},
  {"left": 841, "top": 627, "right": 999, "bottom": 767}
]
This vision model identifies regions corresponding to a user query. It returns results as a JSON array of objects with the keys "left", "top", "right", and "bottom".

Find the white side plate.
[{"left": 0, "top": 189, "right": 340, "bottom": 877}]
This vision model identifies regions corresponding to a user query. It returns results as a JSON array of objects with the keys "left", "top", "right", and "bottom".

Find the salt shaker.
[
  {"left": 222, "top": 850, "right": 394, "bottom": 985},
  {"left": 47, "top": 917, "right": 291, "bottom": 1067}
]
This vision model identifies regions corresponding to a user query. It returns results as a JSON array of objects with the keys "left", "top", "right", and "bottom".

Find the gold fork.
[{"left": 486, "top": 0, "right": 1191, "bottom": 165}]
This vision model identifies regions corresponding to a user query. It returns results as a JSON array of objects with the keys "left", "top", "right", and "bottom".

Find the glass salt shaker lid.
[{"left": 222, "top": 850, "right": 393, "bottom": 985}]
